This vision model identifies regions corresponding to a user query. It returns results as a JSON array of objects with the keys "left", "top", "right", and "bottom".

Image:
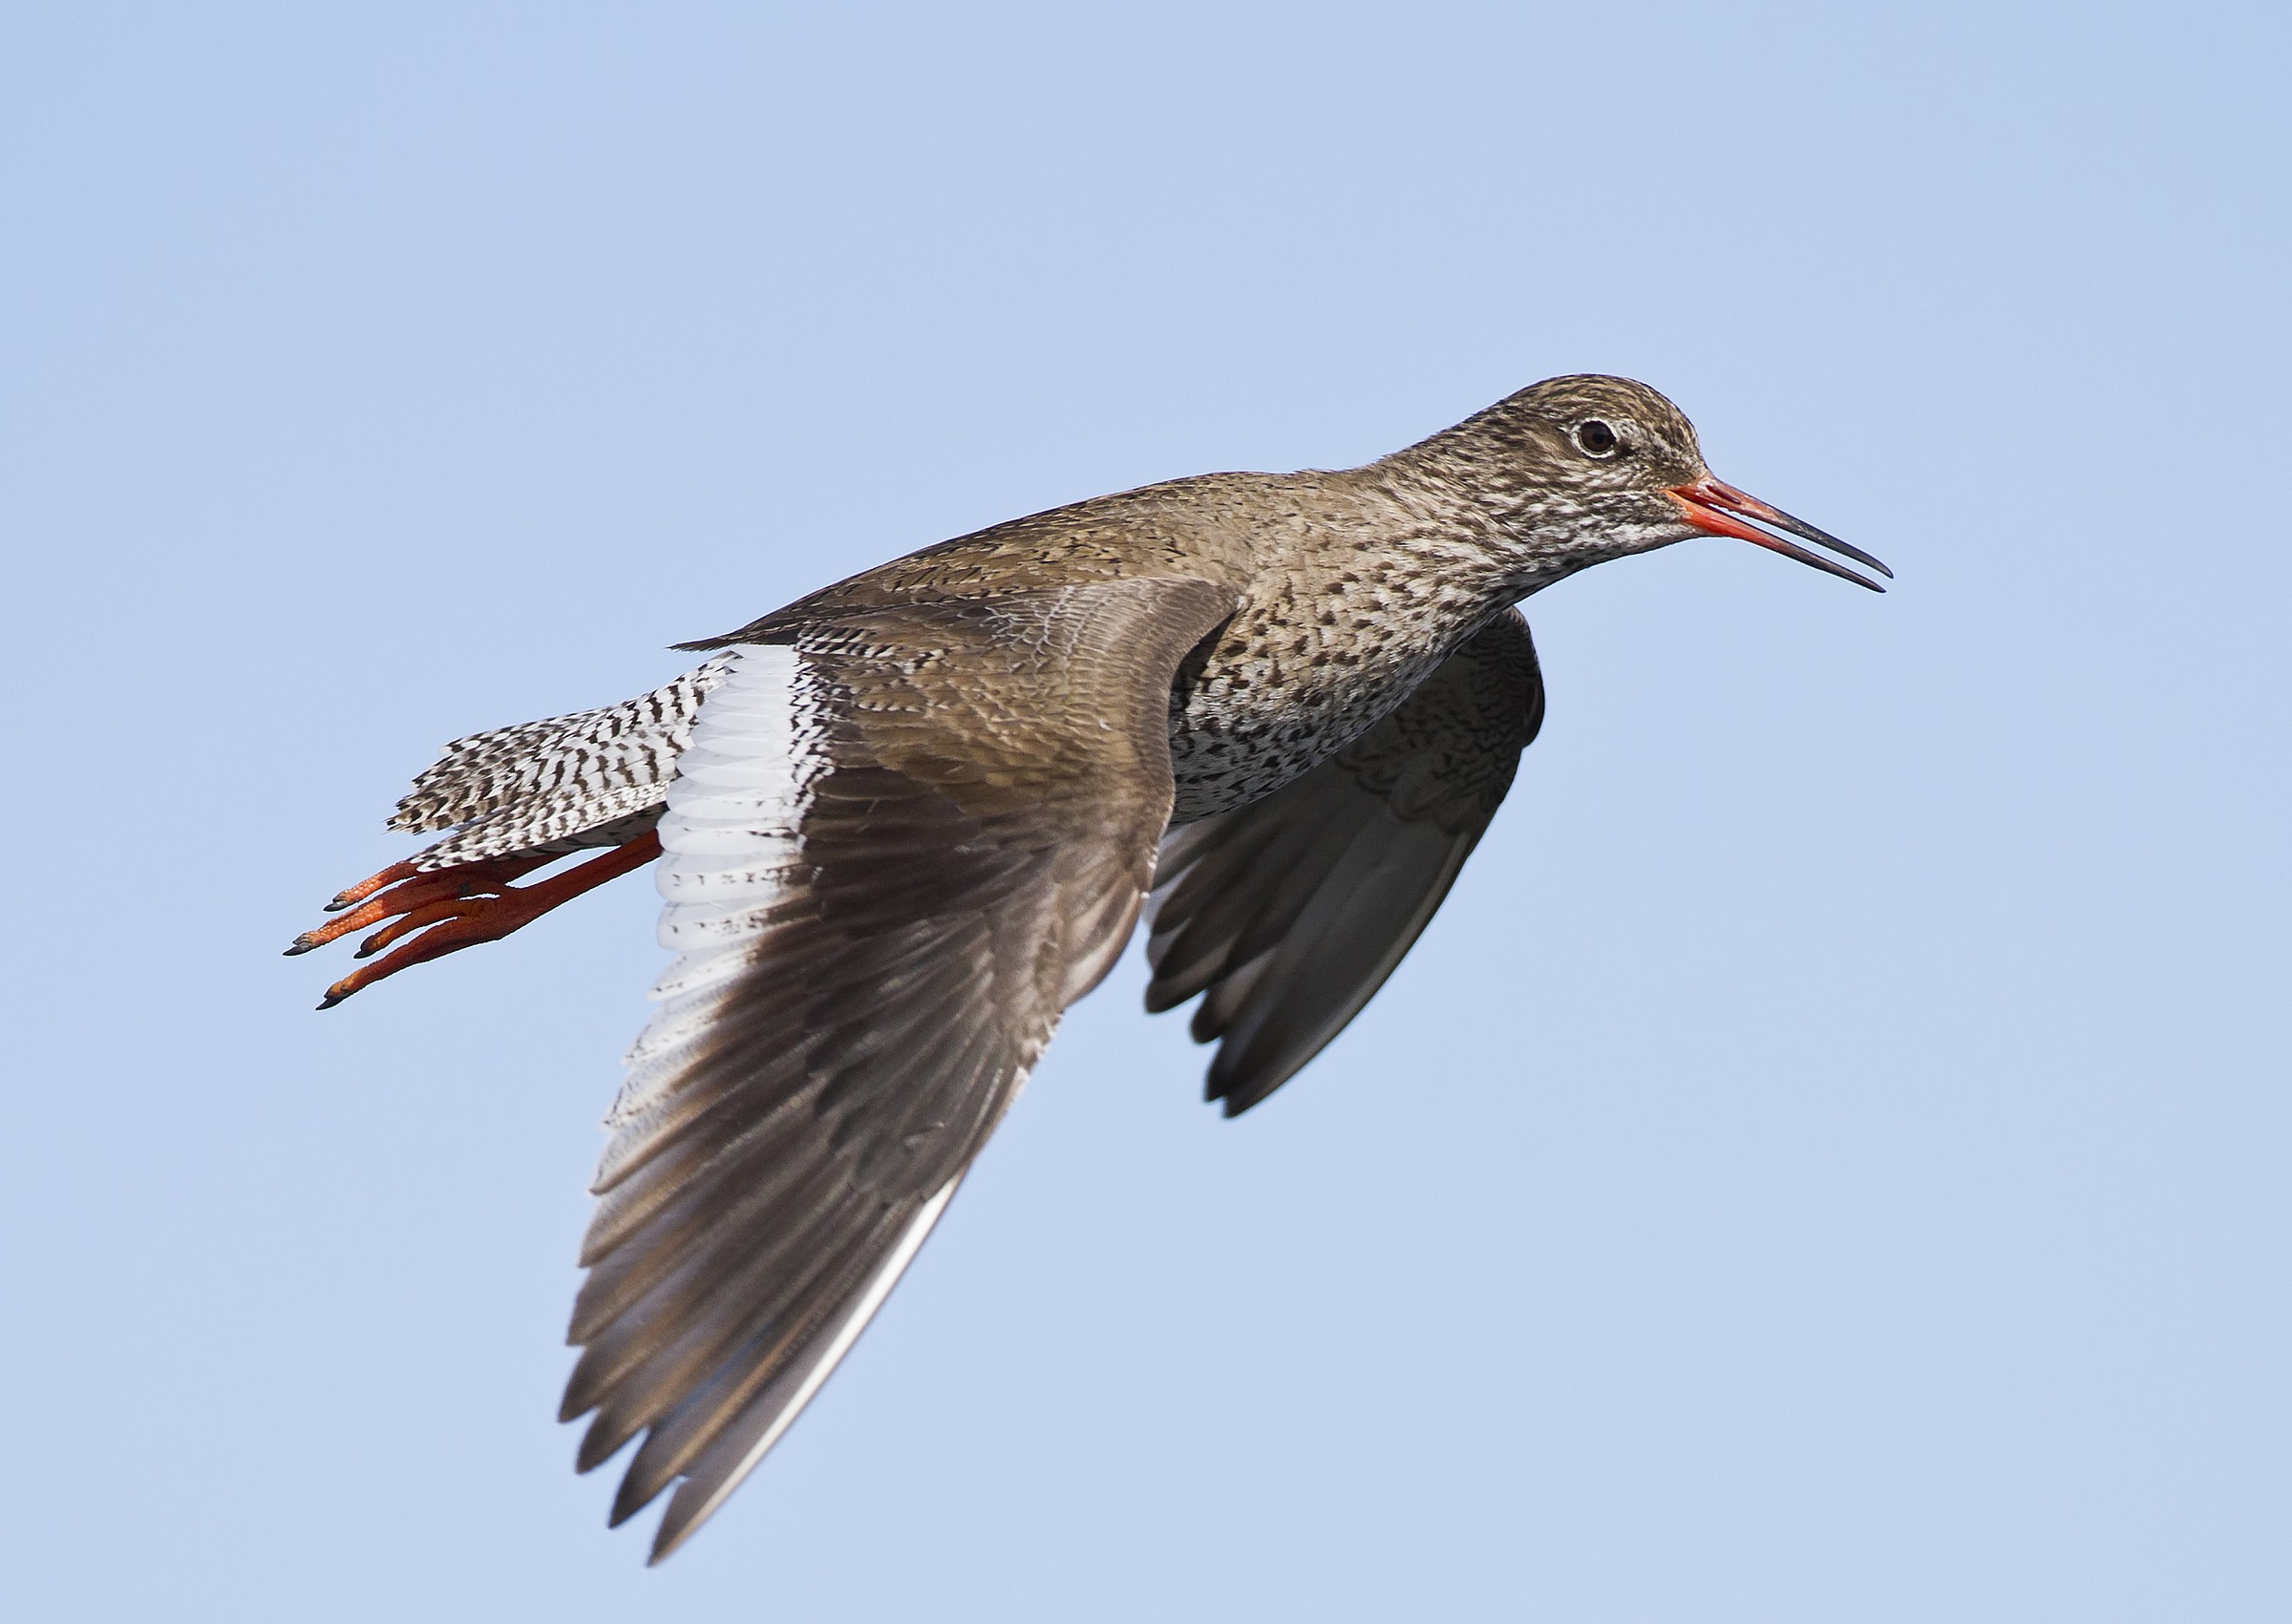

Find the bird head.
[{"left": 1429, "top": 374, "right": 1891, "bottom": 592}]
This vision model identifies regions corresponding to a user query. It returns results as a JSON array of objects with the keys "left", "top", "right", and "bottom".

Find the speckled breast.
[{"left": 1162, "top": 589, "right": 1473, "bottom": 824}]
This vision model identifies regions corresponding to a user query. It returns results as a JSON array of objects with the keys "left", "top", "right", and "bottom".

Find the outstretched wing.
[
  {"left": 566, "top": 578, "right": 1237, "bottom": 1561},
  {"left": 1143, "top": 609, "right": 1542, "bottom": 1116}
]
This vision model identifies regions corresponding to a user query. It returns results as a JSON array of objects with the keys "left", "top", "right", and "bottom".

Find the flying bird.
[{"left": 291, "top": 374, "right": 1887, "bottom": 1561}]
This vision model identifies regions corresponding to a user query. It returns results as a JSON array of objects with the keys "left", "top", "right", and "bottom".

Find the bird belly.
[{"left": 1164, "top": 638, "right": 1454, "bottom": 823}]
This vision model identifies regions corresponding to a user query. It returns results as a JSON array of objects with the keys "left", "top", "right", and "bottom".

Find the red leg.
[
  {"left": 287, "top": 851, "right": 560, "bottom": 955},
  {"left": 289, "top": 833, "right": 663, "bottom": 1008},
  {"left": 322, "top": 858, "right": 425, "bottom": 913}
]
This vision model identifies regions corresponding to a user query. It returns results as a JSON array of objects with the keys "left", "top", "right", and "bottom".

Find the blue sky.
[{"left": 4, "top": 3, "right": 2286, "bottom": 1619}]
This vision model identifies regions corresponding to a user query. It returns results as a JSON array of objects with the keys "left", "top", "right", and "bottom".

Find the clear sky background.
[{"left": 4, "top": 3, "right": 2285, "bottom": 1619}]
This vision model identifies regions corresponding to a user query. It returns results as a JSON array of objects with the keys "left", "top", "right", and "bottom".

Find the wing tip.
[
  {"left": 1207, "top": 1070, "right": 1286, "bottom": 1118},
  {"left": 646, "top": 1492, "right": 708, "bottom": 1565},
  {"left": 596, "top": 1176, "right": 966, "bottom": 1565}
]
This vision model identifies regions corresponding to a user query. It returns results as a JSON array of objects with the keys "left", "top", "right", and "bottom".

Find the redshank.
[{"left": 291, "top": 374, "right": 1887, "bottom": 1559}]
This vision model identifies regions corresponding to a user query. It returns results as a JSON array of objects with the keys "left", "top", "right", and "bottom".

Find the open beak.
[{"left": 1666, "top": 477, "right": 1891, "bottom": 592}]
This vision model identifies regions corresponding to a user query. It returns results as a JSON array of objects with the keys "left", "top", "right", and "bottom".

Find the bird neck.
[{"left": 1366, "top": 432, "right": 1621, "bottom": 602}]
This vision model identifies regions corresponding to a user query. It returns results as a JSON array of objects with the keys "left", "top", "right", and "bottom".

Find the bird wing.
[
  {"left": 565, "top": 577, "right": 1238, "bottom": 1561},
  {"left": 1143, "top": 608, "right": 1543, "bottom": 1116}
]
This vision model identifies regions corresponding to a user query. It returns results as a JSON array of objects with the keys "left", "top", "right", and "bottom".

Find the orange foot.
[{"left": 287, "top": 833, "right": 663, "bottom": 1008}]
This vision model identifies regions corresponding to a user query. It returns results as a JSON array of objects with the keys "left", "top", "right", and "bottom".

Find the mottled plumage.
[
  {"left": 292, "top": 374, "right": 1885, "bottom": 1561},
  {"left": 393, "top": 658, "right": 731, "bottom": 866}
]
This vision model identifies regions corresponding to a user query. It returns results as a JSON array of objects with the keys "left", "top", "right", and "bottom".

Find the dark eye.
[{"left": 1573, "top": 418, "right": 1621, "bottom": 457}]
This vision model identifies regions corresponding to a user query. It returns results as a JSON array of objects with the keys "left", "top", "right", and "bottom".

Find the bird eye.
[{"left": 1573, "top": 418, "right": 1621, "bottom": 457}]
